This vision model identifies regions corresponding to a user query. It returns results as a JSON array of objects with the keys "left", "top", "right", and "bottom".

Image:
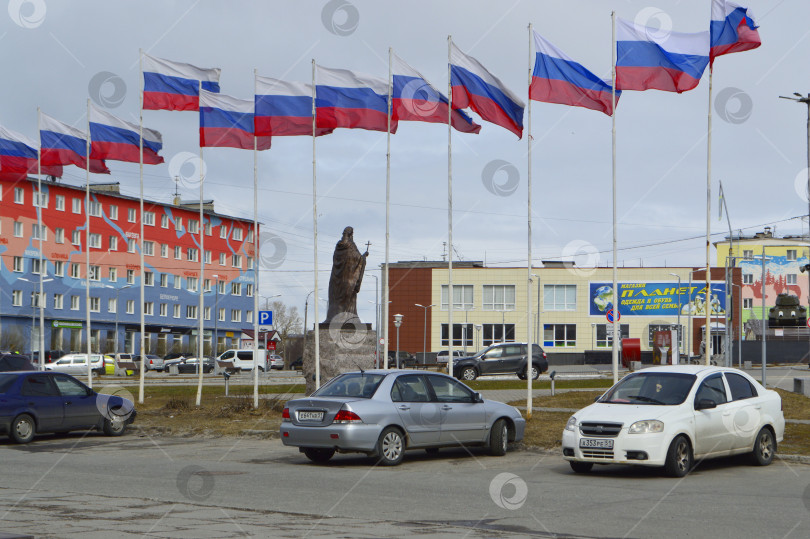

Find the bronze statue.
[{"left": 325, "top": 227, "right": 368, "bottom": 323}]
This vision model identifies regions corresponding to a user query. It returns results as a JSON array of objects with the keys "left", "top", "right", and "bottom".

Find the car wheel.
[
  {"left": 570, "top": 461, "right": 594, "bottom": 473},
  {"left": 664, "top": 435, "right": 693, "bottom": 477},
  {"left": 530, "top": 365, "right": 540, "bottom": 380},
  {"left": 751, "top": 428, "right": 775, "bottom": 466},
  {"left": 487, "top": 418, "right": 509, "bottom": 456},
  {"left": 376, "top": 427, "right": 405, "bottom": 466},
  {"left": 95, "top": 368, "right": 105, "bottom": 376},
  {"left": 258, "top": 366, "right": 265, "bottom": 372},
  {"left": 10, "top": 414, "right": 35, "bottom": 444},
  {"left": 517, "top": 372, "right": 526, "bottom": 380},
  {"left": 102, "top": 409, "right": 127, "bottom": 437},
  {"left": 303, "top": 447, "right": 335, "bottom": 463},
  {"left": 461, "top": 367, "right": 478, "bottom": 381}
]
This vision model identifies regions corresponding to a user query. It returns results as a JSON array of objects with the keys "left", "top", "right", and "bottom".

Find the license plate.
[
  {"left": 580, "top": 438, "right": 614, "bottom": 449},
  {"left": 297, "top": 411, "right": 324, "bottom": 422}
]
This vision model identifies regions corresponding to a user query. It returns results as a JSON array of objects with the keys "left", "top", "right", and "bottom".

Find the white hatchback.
[
  {"left": 562, "top": 365, "right": 784, "bottom": 477},
  {"left": 44, "top": 354, "right": 106, "bottom": 376}
]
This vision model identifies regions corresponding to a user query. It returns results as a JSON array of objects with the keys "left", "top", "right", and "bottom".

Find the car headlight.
[
  {"left": 628, "top": 420, "right": 664, "bottom": 434},
  {"left": 565, "top": 416, "right": 577, "bottom": 432}
]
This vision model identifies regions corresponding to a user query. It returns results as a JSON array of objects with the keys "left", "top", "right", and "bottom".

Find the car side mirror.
[
  {"left": 473, "top": 392, "right": 484, "bottom": 403},
  {"left": 86, "top": 387, "right": 95, "bottom": 397},
  {"left": 695, "top": 398, "right": 717, "bottom": 410}
]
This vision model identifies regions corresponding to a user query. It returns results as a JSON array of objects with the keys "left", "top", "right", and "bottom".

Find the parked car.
[
  {"left": 163, "top": 352, "right": 185, "bottom": 362},
  {"left": 31, "top": 350, "right": 67, "bottom": 364},
  {"left": 44, "top": 354, "right": 106, "bottom": 376},
  {"left": 268, "top": 354, "right": 284, "bottom": 370},
  {"left": 0, "top": 371, "right": 136, "bottom": 443},
  {"left": 453, "top": 342, "right": 548, "bottom": 381},
  {"left": 164, "top": 356, "right": 215, "bottom": 374},
  {"left": 0, "top": 354, "right": 36, "bottom": 372},
  {"left": 281, "top": 370, "right": 526, "bottom": 465},
  {"left": 103, "top": 355, "right": 115, "bottom": 375},
  {"left": 114, "top": 353, "right": 136, "bottom": 375},
  {"left": 216, "top": 349, "right": 269, "bottom": 372},
  {"left": 435, "top": 350, "right": 465, "bottom": 364},
  {"left": 562, "top": 366, "right": 785, "bottom": 477},
  {"left": 290, "top": 357, "right": 303, "bottom": 370},
  {"left": 386, "top": 351, "right": 416, "bottom": 368},
  {"left": 134, "top": 354, "right": 164, "bottom": 372}
]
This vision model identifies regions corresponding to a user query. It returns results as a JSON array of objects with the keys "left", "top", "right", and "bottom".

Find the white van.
[{"left": 216, "top": 349, "right": 268, "bottom": 372}]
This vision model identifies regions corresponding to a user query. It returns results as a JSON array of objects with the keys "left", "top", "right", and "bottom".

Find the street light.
[
  {"left": 19, "top": 276, "right": 52, "bottom": 369},
  {"left": 414, "top": 303, "right": 435, "bottom": 364},
  {"left": 211, "top": 275, "right": 220, "bottom": 359},
  {"left": 393, "top": 313, "right": 403, "bottom": 369},
  {"left": 669, "top": 273, "right": 682, "bottom": 364}
]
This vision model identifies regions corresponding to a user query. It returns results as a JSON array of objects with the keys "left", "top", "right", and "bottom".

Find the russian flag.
[
  {"left": 0, "top": 124, "right": 63, "bottom": 179},
  {"left": 710, "top": 0, "right": 761, "bottom": 63},
  {"left": 616, "top": 18, "right": 710, "bottom": 93},
  {"left": 254, "top": 77, "right": 333, "bottom": 137},
  {"left": 40, "top": 113, "right": 109, "bottom": 174},
  {"left": 89, "top": 103, "right": 164, "bottom": 165},
  {"left": 530, "top": 31, "right": 619, "bottom": 116},
  {"left": 392, "top": 53, "right": 480, "bottom": 134},
  {"left": 200, "top": 90, "right": 271, "bottom": 150},
  {"left": 450, "top": 43, "right": 524, "bottom": 139},
  {"left": 142, "top": 53, "right": 221, "bottom": 112},
  {"left": 315, "top": 65, "right": 396, "bottom": 133}
]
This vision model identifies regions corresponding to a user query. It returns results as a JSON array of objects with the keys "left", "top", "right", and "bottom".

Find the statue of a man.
[{"left": 325, "top": 227, "right": 368, "bottom": 323}]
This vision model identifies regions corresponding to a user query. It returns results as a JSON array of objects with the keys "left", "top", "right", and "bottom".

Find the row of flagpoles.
[{"left": 0, "top": 1, "right": 760, "bottom": 407}]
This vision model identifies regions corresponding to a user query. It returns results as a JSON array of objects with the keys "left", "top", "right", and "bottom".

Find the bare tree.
[{"left": 269, "top": 300, "right": 302, "bottom": 361}]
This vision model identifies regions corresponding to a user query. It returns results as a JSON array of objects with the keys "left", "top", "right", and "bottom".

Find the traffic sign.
[
  {"left": 259, "top": 310, "right": 273, "bottom": 325},
  {"left": 806, "top": 317, "right": 810, "bottom": 328},
  {"left": 606, "top": 309, "right": 620, "bottom": 323},
  {"left": 379, "top": 338, "right": 385, "bottom": 345}
]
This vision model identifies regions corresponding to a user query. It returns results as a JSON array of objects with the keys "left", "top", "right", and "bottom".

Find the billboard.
[{"left": 589, "top": 282, "right": 726, "bottom": 317}]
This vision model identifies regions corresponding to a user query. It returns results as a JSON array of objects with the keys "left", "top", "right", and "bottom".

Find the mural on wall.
[
  {"left": 737, "top": 255, "right": 809, "bottom": 323},
  {"left": 590, "top": 282, "right": 727, "bottom": 317}
]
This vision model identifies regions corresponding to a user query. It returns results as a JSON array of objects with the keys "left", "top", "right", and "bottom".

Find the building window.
[
  {"left": 14, "top": 222, "right": 23, "bottom": 237},
  {"left": 33, "top": 189, "right": 48, "bottom": 208},
  {"left": 204, "top": 250, "right": 212, "bottom": 264},
  {"left": 187, "top": 248, "right": 199, "bottom": 262},
  {"left": 144, "top": 211, "right": 155, "bottom": 226},
  {"left": 787, "top": 274, "right": 798, "bottom": 285},
  {"left": 32, "top": 224, "right": 48, "bottom": 241},
  {"left": 175, "top": 217, "right": 183, "bottom": 231},
  {"left": 246, "top": 284, "right": 254, "bottom": 297},
  {"left": 247, "top": 257, "right": 253, "bottom": 270},
  {"left": 89, "top": 233, "right": 101, "bottom": 249},
  {"left": 440, "top": 323, "right": 474, "bottom": 347},
  {"left": 220, "top": 226, "right": 228, "bottom": 239},
  {"left": 30, "top": 292, "right": 45, "bottom": 308},
  {"left": 231, "top": 282, "right": 241, "bottom": 296},
  {"left": 55, "top": 228, "right": 64, "bottom": 244},
  {"left": 14, "top": 187, "right": 24, "bottom": 204},
  {"left": 186, "top": 305, "right": 198, "bottom": 319},
  {"left": 144, "top": 272, "right": 154, "bottom": 286},
  {"left": 13, "top": 257, "right": 23, "bottom": 272},
  {"left": 109, "top": 204, "right": 118, "bottom": 220},
  {"left": 204, "top": 222, "right": 212, "bottom": 236},
  {"left": 174, "top": 276, "right": 181, "bottom": 289},
  {"left": 70, "top": 263, "right": 80, "bottom": 279},
  {"left": 204, "top": 279, "right": 212, "bottom": 292},
  {"left": 173, "top": 304, "right": 181, "bottom": 318},
  {"left": 743, "top": 298, "right": 753, "bottom": 309},
  {"left": 89, "top": 265, "right": 100, "bottom": 281},
  {"left": 55, "top": 195, "right": 65, "bottom": 211},
  {"left": 72, "top": 230, "right": 81, "bottom": 246},
  {"left": 174, "top": 246, "right": 182, "bottom": 260},
  {"left": 247, "top": 229, "right": 254, "bottom": 243},
  {"left": 246, "top": 310, "right": 253, "bottom": 323},
  {"left": 89, "top": 297, "right": 100, "bottom": 313},
  {"left": 204, "top": 307, "right": 211, "bottom": 321},
  {"left": 218, "top": 308, "right": 225, "bottom": 322},
  {"left": 109, "top": 267, "right": 117, "bottom": 282},
  {"left": 127, "top": 238, "right": 136, "bottom": 253},
  {"left": 595, "top": 324, "right": 630, "bottom": 348},
  {"left": 743, "top": 250, "right": 753, "bottom": 260},
  {"left": 128, "top": 208, "right": 136, "bottom": 222},
  {"left": 440, "top": 284, "right": 473, "bottom": 310},
  {"left": 481, "top": 323, "right": 515, "bottom": 346},
  {"left": 144, "top": 302, "right": 154, "bottom": 316},
  {"left": 743, "top": 274, "right": 753, "bottom": 285},
  {"left": 126, "top": 300, "right": 135, "bottom": 314},
  {"left": 232, "top": 254, "right": 241, "bottom": 268},
  {"left": 187, "top": 277, "right": 198, "bottom": 292},
  {"left": 160, "top": 303, "right": 167, "bottom": 317},
  {"left": 71, "top": 295, "right": 80, "bottom": 310},
  {"left": 88, "top": 200, "right": 101, "bottom": 217},
  {"left": 161, "top": 214, "right": 168, "bottom": 228},
  {"left": 12, "top": 290, "right": 23, "bottom": 307},
  {"left": 218, "top": 280, "right": 227, "bottom": 294},
  {"left": 544, "top": 284, "right": 576, "bottom": 311},
  {"left": 787, "top": 250, "right": 797, "bottom": 261},
  {"left": 188, "top": 219, "right": 199, "bottom": 234},
  {"left": 482, "top": 285, "right": 516, "bottom": 311},
  {"left": 127, "top": 269, "right": 135, "bottom": 284},
  {"left": 219, "top": 253, "right": 226, "bottom": 266},
  {"left": 144, "top": 241, "right": 154, "bottom": 256},
  {"left": 544, "top": 324, "right": 577, "bottom": 347},
  {"left": 31, "top": 258, "right": 43, "bottom": 274},
  {"left": 54, "top": 294, "right": 63, "bottom": 309},
  {"left": 160, "top": 274, "right": 168, "bottom": 287},
  {"left": 72, "top": 198, "right": 81, "bottom": 214},
  {"left": 232, "top": 228, "right": 243, "bottom": 241},
  {"left": 108, "top": 298, "right": 117, "bottom": 313},
  {"left": 54, "top": 261, "right": 64, "bottom": 277},
  {"left": 109, "top": 235, "right": 118, "bottom": 251},
  {"left": 231, "top": 309, "right": 241, "bottom": 322}
]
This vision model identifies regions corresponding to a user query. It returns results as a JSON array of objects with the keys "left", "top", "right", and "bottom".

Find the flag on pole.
[
  {"left": 710, "top": 0, "right": 761, "bottom": 63},
  {"left": 530, "top": 30, "right": 619, "bottom": 116},
  {"left": 391, "top": 53, "right": 480, "bottom": 133},
  {"left": 40, "top": 112, "right": 109, "bottom": 173},
  {"left": 254, "top": 77, "right": 333, "bottom": 137},
  {"left": 142, "top": 53, "right": 221, "bottom": 111},
  {"left": 0, "top": 124, "right": 63, "bottom": 179},
  {"left": 200, "top": 90, "right": 271, "bottom": 150},
  {"left": 315, "top": 65, "right": 397, "bottom": 133},
  {"left": 616, "top": 18, "right": 710, "bottom": 93},
  {"left": 88, "top": 103, "right": 164, "bottom": 164},
  {"left": 718, "top": 181, "right": 725, "bottom": 221},
  {"left": 450, "top": 42, "right": 525, "bottom": 138}
]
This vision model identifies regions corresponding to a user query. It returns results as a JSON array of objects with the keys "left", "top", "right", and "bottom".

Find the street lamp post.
[
  {"left": 393, "top": 313, "right": 403, "bottom": 369},
  {"left": 19, "top": 276, "right": 52, "bottom": 369},
  {"left": 414, "top": 303, "right": 435, "bottom": 364},
  {"left": 212, "top": 275, "right": 220, "bottom": 360},
  {"left": 669, "top": 273, "right": 681, "bottom": 364}
]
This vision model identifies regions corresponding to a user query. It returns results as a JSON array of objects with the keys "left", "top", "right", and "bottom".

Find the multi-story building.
[
  {"left": 0, "top": 177, "right": 257, "bottom": 356},
  {"left": 386, "top": 261, "right": 739, "bottom": 364}
]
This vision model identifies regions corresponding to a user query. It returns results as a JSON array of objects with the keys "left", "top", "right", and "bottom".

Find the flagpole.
[
  {"left": 138, "top": 49, "right": 146, "bottom": 404},
  {"left": 447, "top": 35, "right": 454, "bottom": 376},
  {"left": 384, "top": 47, "right": 392, "bottom": 370},
  {"left": 611, "top": 12, "right": 619, "bottom": 384},
  {"left": 526, "top": 23, "right": 534, "bottom": 418},
  {"left": 253, "top": 68, "right": 260, "bottom": 409},
  {"left": 36, "top": 108, "right": 45, "bottom": 371},
  {"left": 195, "top": 80, "right": 205, "bottom": 407},
  {"left": 705, "top": 67, "right": 714, "bottom": 367},
  {"left": 312, "top": 59, "right": 320, "bottom": 390},
  {"left": 85, "top": 99, "right": 93, "bottom": 388}
]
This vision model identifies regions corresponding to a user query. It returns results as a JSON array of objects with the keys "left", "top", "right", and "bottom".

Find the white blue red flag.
[
  {"left": 710, "top": 0, "right": 761, "bottom": 64},
  {"left": 450, "top": 43, "right": 524, "bottom": 138},
  {"left": 89, "top": 103, "right": 164, "bottom": 165},
  {"left": 0, "top": 124, "right": 62, "bottom": 179},
  {"left": 530, "top": 31, "right": 619, "bottom": 116},
  {"left": 200, "top": 90, "right": 271, "bottom": 150},
  {"left": 616, "top": 18, "right": 710, "bottom": 93},
  {"left": 315, "top": 65, "right": 396, "bottom": 133},
  {"left": 40, "top": 112, "right": 109, "bottom": 173},
  {"left": 391, "top": 53, "right": 480, "bottom": 134},
  {"left": 142, "top": 53, "right": 221, "bottom": 111},
  {"left": 254, "top": 77, "right": 333, "bottom": 137}
]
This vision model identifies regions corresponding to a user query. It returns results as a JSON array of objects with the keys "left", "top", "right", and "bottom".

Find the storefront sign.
[
  {"left": 589, "top": 282, "right": 726, "bottom": 317},
  {"left": 52, "top": 320, "right": 83, "bottom": 329}
]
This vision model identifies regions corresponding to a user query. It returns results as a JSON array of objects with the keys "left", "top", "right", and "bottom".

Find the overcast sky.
[{"left": 1, "top": 0, "right": 807, "bottom": 326}]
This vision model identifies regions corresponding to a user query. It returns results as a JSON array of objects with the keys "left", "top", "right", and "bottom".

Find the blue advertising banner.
[{"left": 589, "top": 282, "right": 726, "bottom": 317}]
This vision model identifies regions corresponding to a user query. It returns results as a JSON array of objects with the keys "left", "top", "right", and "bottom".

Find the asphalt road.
[{"left": 1, "top": 432, "right": 809, "bottom": 538}]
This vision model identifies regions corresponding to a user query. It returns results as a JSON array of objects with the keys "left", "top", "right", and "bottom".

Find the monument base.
[{"left": 303, "top": 325, "right": 376, "bottom": 395}]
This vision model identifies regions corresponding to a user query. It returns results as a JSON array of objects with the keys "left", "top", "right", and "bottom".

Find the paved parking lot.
[{"left": 1, "top": 432, "right": 809, "bottom": 538}]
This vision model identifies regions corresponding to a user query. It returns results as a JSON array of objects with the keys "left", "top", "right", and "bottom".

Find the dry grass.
[
  {"left": 520, "top": 412, "right": 571, "bottom": 449},
  {"left": 779, "top": 424, "right": 810, "bottom": 455},
  {"left": 774, "top": 389, "right": 810, "bottom": 420}
]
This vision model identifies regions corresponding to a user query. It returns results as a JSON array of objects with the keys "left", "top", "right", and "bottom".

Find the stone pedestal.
[{"left": 303, "top": 321, "right": 376, "bottom": 395}]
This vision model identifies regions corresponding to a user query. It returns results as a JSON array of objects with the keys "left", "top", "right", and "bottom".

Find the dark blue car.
[{"left": 0, "top": 371, "right": 136, "bottom": 444}]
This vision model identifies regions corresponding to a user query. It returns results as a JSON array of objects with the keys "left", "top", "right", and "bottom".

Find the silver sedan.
[{"left": 280, "top": 370, "right": 526, "bottom": 465}]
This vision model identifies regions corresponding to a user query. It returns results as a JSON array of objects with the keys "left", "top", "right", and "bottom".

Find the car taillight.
[
  {"left": 333, "top": 409, "right": 362, "bottom": 423},
  {"left": 282, "top": 408, "right": 290, "bottom": 422},
  {"left": 543, "top": 353, "right": 547, "bottom": 359}
]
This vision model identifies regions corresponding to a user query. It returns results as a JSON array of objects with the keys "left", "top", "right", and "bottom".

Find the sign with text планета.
[{"left": 589, "top": 282, "right": 726, "bottom": 317}]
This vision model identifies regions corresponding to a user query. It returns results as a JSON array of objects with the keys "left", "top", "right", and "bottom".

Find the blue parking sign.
[{"left": 259, "top": 311, "right": 273, "bottom": 325}]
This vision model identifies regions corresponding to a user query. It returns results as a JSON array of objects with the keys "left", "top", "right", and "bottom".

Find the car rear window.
[
  {"left": 314, "top": 373, "right": 385, "bottom": 399},
  {"left": 0, "top": 374, "right": 17, "bottom": 393}
]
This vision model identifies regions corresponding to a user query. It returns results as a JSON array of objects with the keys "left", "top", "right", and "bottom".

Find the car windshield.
[
  {"left": 0, "top": 374, "right": 17, "bottom": 393},
  {"left": 313, "top": 373, "right": 385, "bottom": 399},
  {"left": 600, "top": 372, "right": 697, "bottom": 405}
]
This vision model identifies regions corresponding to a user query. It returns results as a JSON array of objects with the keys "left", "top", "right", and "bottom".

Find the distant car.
[
  {"left": 31, "top": 350, "right": 67, "bottom": 364},
  {"left": 268, "top": 354, "right": 284, "bottom": 370},
  {"left": 103, "top": 356, "right": 115, "bottom": 375},
  {"left": 0, "top": 354, "right": 36, "bottom": 372},
  {"left": 386, "top": 351, "right": 416, "bottom": 368},
  {"left": 435, "top": 350, "right": 465, "bottom": 364},
  {"left": 290, "top": 357, "right": 303, "bottom": 370},
  {"left": 562, "top": 366, "right": 785, "bottom": 477},
  {"left": 281, "top": 370, "right": 525, "bottom": 465},
  {"left": 0, "top": 371, "right": 136, "bottom": 443},
  {"left": 453, "top": 342, "right": 548, "bottom": 381},
  {"left": 44, "top": 354, "right": 105, "bottom": 376},
  {"left": 165, "top": 357, "right": 214, "bottom": 374},
  {"left": 134, "top": 354, "right": 164, "bottom": 372},
  {"left": 163, "top": 352, "right": 185, "bottom": 362}
]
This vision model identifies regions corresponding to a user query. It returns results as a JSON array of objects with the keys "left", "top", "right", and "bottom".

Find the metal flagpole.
[
  {"left": 195, "top": 80, "right": 205, "bottom": 406},
  {"left": 312, "top": 60, "right": 321, "bottom": 390},
  {"left": 138, "top": 49, "right": 146, "bottom": 403},
  {"left": 705, "top": 67, "right": 714, "bottom": 366},
  {"left": 720, "top": 181, "right": 733, "bottom": 367},
  {"left": 526, "top": 23, "right": 533, "bottom": 418},
  {"left": 253, "top": 68, "right": 260, "bottom": 409},
  {"left": 85, "top": 99, "right": 93, "bottom": 387},
  {"left": 447, "top": 35, "right": 454, "bottom": 376},
  {"left": 610, "top": 12, "right": 619, "bottom": 384},
  {"left": 384, "top": 48, "right": 392, "bottom": 370},
  {"left": 36, "top": 108, "right": 45, "bottom": 371}
]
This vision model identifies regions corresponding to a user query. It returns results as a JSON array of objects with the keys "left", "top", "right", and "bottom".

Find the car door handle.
[
  {"left": 754, "top": 405, "right": 762, "bottom": 410},
  {"left": 441, "top": 405, "right": 452, "bottom": 410},
  {"left": 722, "top": 411, "right": 730, "bottom": 416},
  {"left": 398, "top": 405, "right": 411, "bottom": 411}
]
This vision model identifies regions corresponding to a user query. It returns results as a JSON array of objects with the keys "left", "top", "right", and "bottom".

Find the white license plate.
[
  {"left": 297, "top": 411, "right": 324, "bottom": 421},
  {"left": 580, "top": 438, "right": 614, "bottom": 449}
]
